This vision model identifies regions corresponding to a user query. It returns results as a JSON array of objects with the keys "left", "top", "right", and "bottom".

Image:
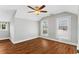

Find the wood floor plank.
[{"left": 0, "top": 38, "right": 77, "bottom": 54}]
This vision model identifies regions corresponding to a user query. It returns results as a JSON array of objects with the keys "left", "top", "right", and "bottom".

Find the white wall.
[
  {"left": 0, "top": 22, "right": 10, "bottom": 39},
  {"left": 71, "top": 14, "right": 78, "bottom": 43},
  {"left": 40, "top": 15, "right": 57, "bottom": 39},
  {"left": 77, "top": 15, "right": 79, "bottom": 50},
  {"left": 56, "top": 13, "right": 78, "bottom": 43},
  {"left": 0, "top": 10, "right": 16, "bottom": 39},
  {"left": 40, "top": 12, "right": 78, "bottom": 44},
  {"left": 10, "top": 17, "right": 15, "bottom": 41},
  {"left": 48, "top": 15, "right": 56, "bottom": 39},
  {"left": 40, "top": 15, "right": 56, "bottom": 38},
  {"left": 11, "top": 18, "right": 39, "bottom": 43}
]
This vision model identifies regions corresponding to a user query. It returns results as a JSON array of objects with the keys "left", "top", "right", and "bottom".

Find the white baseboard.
[
  {"left": 9, "top": 35, "right": 77, "bottom": 46},
  {"left": 77, "top": 45, "right": 79, "bottom": 50},
  {"left": 0, "top": 37, "right": 10, "bottom": 40},
  {"left": 39, "top": 36, "right": 77, "bottom": 46},
  {"left": 12, "top": 36, "right": 39, "bottom": 44}
]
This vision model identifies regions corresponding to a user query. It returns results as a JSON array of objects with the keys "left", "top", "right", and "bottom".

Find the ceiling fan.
[{"left": 27, "top": 5, "right": 47, "bottom": 15}]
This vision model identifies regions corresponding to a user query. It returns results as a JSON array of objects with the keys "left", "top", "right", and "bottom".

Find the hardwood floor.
[{"left": 0, "top": 37, "right": 77, "bottom": 54}]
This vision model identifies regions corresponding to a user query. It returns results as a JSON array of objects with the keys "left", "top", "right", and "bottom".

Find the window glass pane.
[{"left": 0, "top": 22, "right": 8, "bottom": 31}]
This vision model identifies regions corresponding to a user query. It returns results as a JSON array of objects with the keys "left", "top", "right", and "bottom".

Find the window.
[
  {"left": 41, "top": 20, "right": 48, "bottom": 36},
  {"left": 56, "top": 16, "right": 71, "bottom": 40},
  {"left": 0, "top": 22, "right": 8, "bottom": 31},
  {"left": 43, "top": 21, "right": 48, "bottom": 34}
]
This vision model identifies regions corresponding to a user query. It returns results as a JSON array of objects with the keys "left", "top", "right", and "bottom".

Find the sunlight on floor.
[
  {"left": 0, "top": 47, "right": 7, "bottom": 54},
  {"left": 41, "top": 40, "right": 48, "bottom": 49}
]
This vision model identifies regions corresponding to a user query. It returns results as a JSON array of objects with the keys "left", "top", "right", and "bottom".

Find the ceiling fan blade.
[
  {"left": 40, "top": 11, "right": 47, "bottom": 13},
  {"left": 39, "top": 5, "right": 45, "bottom": 10},
  {"left": 28, "top": 11, "right": 34, "bottom": 13},
  {"left": 27, "top": 6, "right": 35, "bottom": 10}
]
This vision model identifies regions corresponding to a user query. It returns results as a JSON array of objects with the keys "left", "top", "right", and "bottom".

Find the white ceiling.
[{"left": 0, "top": 5, "right": 78, "bottom": 21}]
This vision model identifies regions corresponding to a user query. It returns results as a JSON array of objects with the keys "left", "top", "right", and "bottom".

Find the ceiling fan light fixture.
[
  {"left": 27, "top": 5, "right": 47, "bottom": 15},
  {"left": 35, "top": 11, "right": 40, "bottom": 15}
]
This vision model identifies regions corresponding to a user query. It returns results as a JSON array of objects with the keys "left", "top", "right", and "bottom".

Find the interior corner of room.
[{"left": 0, "top": 5, "right": 79, "bottom": 54}]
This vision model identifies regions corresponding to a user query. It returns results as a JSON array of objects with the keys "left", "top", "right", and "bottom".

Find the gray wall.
[
  {"left": 0, "top": 10, "right": 16, "bottom": 39},
  {"left": 48, "top": 15, "right": 56, "bottom": 39},
  {"left": 40, "top": 15, "right": 56, "bottom": 39},
  {"left": 77, "top": 15, "right": 79, "bottom": 50},
  {"left": 71, "top": 14, "right": 78, "bottom": 43},
  {"left": 56, "top": 12, "right": 78, "bottom": 43},
  {"left": 11, "top": 18, "right": 39, "bottom": 43},
  {"left": 0, "top": 22, "right": 10, "bottom": 39},
  {"left": 40, "top": 12, "right": 78, "bottom": 44}
]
